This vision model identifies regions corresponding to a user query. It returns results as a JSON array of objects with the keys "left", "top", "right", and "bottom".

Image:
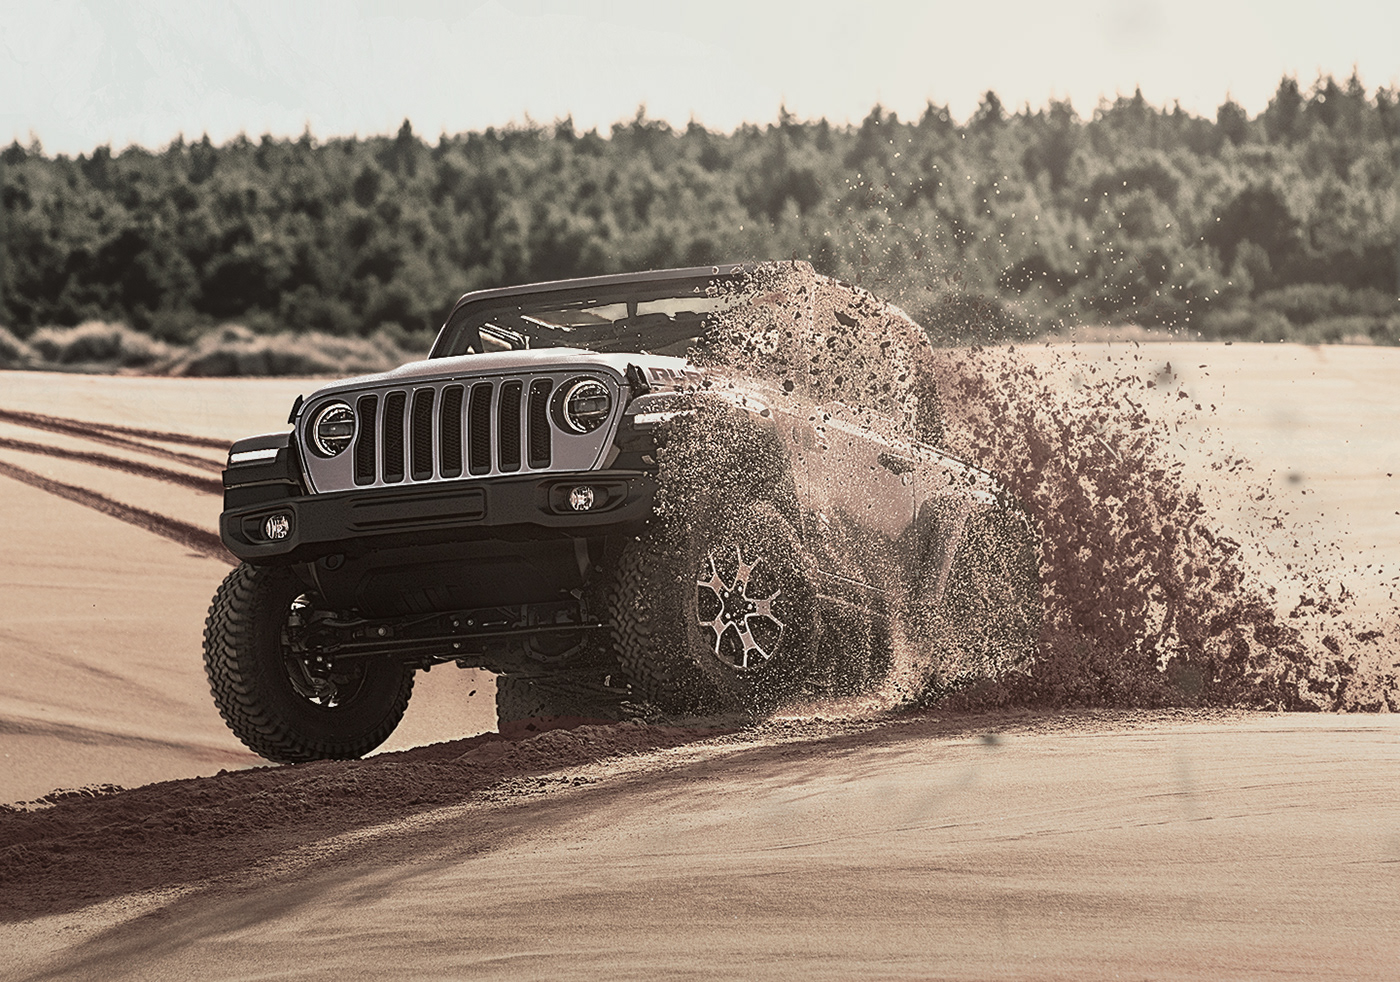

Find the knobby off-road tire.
[
  {"left": 810, "top": 594, "right": 893, "bottom": 697},
  {"left": 203, "top": 563, "right": 414, "bottom": 763},
  {"left": 607, "top": 501, "right": 817, "bottom": 716},
  {"left": 907, "top": 501, "right": 1042, "bottom": 696}
]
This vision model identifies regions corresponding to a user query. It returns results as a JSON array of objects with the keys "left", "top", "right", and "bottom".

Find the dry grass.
[{"left": 1, "top": 322, "right": 418, "bottom": 377}]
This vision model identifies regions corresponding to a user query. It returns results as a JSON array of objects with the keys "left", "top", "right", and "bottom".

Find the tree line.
[{"left": 1, "top": 72, "right": 1398, "bottom": 350}]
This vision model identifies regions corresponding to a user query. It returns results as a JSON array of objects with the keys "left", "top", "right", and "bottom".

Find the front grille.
[
  {"left": 411, "top": 388, "right": 435, "bottom": 481},
  {"left": 439, "top": 385, "right": 464, "bottom": 478},
  {"left": 468, "top": 383, "right": 492, "bottom": 475},
  {"left": 327, "top": 372, "right": 612, "bottom": 494},
  {"left": 354, "top": 395, "right": 378, "bottom": 485},
  {"left": 528, "top": 379, "right": 553, "bottom": 468},
  {"left": 383, "top": 392, "right": 406, "bottom": 483},
  {"left": 498, "top": 380, "right": 522, "bottom": 473}
]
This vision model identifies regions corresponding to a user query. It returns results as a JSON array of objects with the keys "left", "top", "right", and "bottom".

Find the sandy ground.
[
  {"left": 1, "top": 344, "right": 1398, "bottom": 979},
  {"left": 2, "top": 710, "right": 1396, "bottom": 980},
  {"left": 0, "top": 371, "right": 495, "bottom": 804}
]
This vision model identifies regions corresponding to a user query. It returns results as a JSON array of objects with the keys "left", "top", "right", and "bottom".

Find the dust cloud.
[{"left": 680, "top": 261, "right": 1398, "bottom": 712}]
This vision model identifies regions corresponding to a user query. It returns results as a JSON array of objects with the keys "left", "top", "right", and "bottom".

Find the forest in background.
[{"left": 1, "top": 72, "right": 1398, "bottom": 373}]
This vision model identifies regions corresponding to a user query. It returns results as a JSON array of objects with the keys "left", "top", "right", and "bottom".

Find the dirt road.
[{"left": 4, "top": 710, "right": 1396, "bottom": 980}]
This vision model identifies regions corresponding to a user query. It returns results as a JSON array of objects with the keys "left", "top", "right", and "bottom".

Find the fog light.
[
  {"left": 263, "top": 514, "right": 292, "bottom": 540},
  {"left": 568, "top": 486, "right": 596, "bottom": 512}
]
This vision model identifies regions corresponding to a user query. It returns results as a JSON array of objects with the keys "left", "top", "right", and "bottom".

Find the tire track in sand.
[
  {"left": 0, "top": 408, "right": 227, "bottom": 473},
  {"left": 50, "top": 414, "right": 231, "bottom": 451},
  {"left": 0, "top": 436, "right": 223, "bottom": 495},
  {"left": 0, "top": 458, "right": 235, "bottom": 564}
]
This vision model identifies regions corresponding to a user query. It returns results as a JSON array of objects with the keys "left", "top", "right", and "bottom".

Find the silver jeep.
[{"left": 205, "top": 262, "right": 1040, "bottom": 761}]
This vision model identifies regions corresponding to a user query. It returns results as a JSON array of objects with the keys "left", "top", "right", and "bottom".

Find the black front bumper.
[{"left": 221, "top": 469, "right": 657, "bottom": 564}]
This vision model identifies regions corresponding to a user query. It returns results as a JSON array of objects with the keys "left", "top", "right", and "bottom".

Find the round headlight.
[
  {"left": 311, "top": 401, "right": 356, "bottom": 456},
  {"left": 559, "top": 379, "right": 612, "bottom": 434}
]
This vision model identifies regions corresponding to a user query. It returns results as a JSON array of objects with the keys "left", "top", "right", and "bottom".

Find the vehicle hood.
[{"left": 302, "top": 348, "right": 703, "bottom": 403}]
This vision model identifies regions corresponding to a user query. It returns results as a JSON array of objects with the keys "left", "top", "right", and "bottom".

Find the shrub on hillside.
[
  {"left": 27, "top": 322, "right": 172, "bottom": 368},
  {"left": 161, "top": 324, "right": 413, "bottom": 377},
  {"left": 0, "top": 325, "right": 34, "bottom": 368},
  {"left": 1306, "top": 314, "right": 1400, "bottom": 345},
  {"left": 1198, "top": 307, "right": 1292, "bottom": 341},
  {"left": 1202, "top": 307, "right": 1400, "bottom": 345},
  {"left": 1363, "top": 316, "right": 1400, "bottom": 345},
  {"left": 1256, "top": 284, "right": 1397, "bottom": 325}
]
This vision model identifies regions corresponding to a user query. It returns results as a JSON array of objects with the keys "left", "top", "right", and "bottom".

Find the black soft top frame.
[{"left": 429, "top": 263, "right": 755, "bottom": 359}]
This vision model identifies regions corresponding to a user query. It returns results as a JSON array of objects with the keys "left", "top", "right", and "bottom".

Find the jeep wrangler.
[{"left": 204, "top": 263, "right": 1040, "bottom": 762}]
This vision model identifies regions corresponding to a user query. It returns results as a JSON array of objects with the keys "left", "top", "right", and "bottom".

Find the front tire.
[
  {"left": 608, "top": 502, "right": 817, "bottom": 715},
  {"left": 203, "top": 563, "right": 414, "bottom": 763}
]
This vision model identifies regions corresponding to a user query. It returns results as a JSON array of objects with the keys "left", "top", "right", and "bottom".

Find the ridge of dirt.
[
  {"left": 0, "top": 435, "right": 223, "bottom": 495},
  {"left": 0, "top": 458, "right": 234, "bottom": 564},
  {"left": 0, "top": 720, "right": 731, "bottom": 921},
  {"left": 0, "top": 707, "right": 1260, "bottom": 924},
  {"left": 0, "top": 408, "right": 226, "bottom": 472}
]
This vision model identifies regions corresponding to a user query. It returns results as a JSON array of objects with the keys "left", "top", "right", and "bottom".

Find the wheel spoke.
[
  {"left": 751, "top": 590, "right": 782, "bottom": 625},
  {"left": 701, "top": 615, "right": 729, "bottom": 654},
  {"left": 735, "top": 623, "right": 765, "bottom": 668},
  {"left": 697, "top": 553, "right": 727, "bottom": 596},
  {"left": 696, "top": 543, "right": 786, "bottom": 670},
  {"left": 733, "top": 548, "right": 754, "bottom": 591}
]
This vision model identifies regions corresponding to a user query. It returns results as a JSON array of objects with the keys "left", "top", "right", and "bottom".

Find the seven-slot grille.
[{"left": 351, "top": 377, "right": 556, "bottom": 487}]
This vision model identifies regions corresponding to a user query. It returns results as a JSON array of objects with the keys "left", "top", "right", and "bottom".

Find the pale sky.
[{"left": 3, "top": 0, "right": 1399, "bottom": 156}]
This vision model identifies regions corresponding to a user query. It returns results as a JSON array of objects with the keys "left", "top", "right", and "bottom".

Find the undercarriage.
[{"left": 281, "top": 592, "right": 604, "bottom": 676}]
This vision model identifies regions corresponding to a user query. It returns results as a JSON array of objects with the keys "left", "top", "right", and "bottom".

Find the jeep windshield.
[{"left": 429, "top": 268, "right": 745, "bottom": 359}]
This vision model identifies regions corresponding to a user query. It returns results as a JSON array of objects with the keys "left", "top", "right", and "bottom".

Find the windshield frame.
[{"left": 429, "top": 264, "right": 751, "bottom": 359}]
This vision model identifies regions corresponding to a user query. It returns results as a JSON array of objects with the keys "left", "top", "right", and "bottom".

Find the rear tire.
[
  {"left": 811, "top": 595, "right": 893, "bottom": 696},
  {"left": 203, "top": 563, "right": 414, "bottom": 763},
  {"left": 906, "top": 502, "right": 1042, "bottom": 696}
]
